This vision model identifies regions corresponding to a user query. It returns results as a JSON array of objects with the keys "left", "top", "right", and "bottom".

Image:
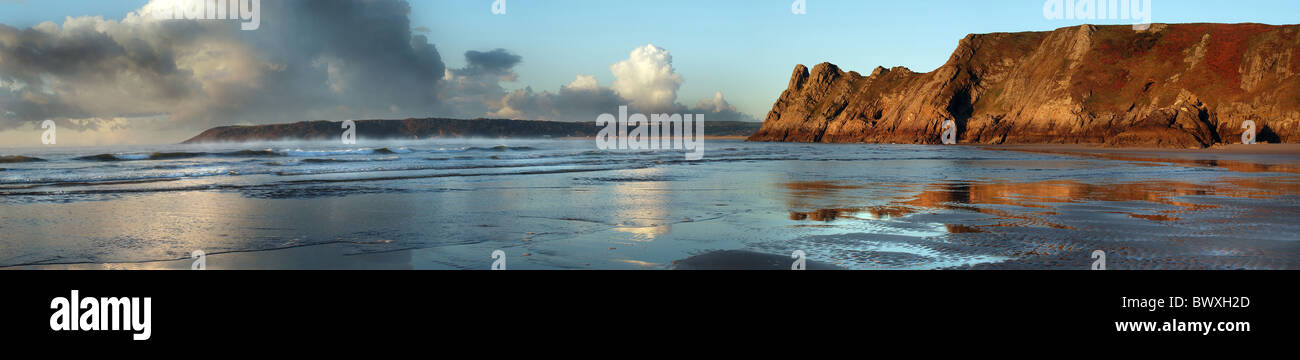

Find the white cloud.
[
  {"left": 695, "top": 91, "right": 736, "bottom": 113},
  {"left": 479, "top": 45, "right": 754, "bottom": 123},
  {"left": 565, "top": 74, "right": 600, "bottom": 91},
  {"left": 610, "top": 44, "right": 682, "bottom": 112}
]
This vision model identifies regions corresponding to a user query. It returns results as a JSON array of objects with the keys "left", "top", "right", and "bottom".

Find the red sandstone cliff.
[{"left": 748, "top": 23, "right": 1300, "bottom": 148}]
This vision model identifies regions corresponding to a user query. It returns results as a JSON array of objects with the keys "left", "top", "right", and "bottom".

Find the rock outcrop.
[{"left": 748, "top": 23, "right": 1300, "bottom": 148}]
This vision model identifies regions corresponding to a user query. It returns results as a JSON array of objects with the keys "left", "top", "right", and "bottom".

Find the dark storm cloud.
[
  {"left": 0, "top": 0, "right": 446, "bottom": 131},
  {"left": 245, "top": 0, "right": 445, "bottom": 121},
  {"left": 440, "top": 48, "right": 522, "bottom": 119},
  {"left": 460, "top": 48, "right": 521, "bottom": 77}
]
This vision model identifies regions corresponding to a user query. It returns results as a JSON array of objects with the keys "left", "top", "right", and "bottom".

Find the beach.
[{"left": 2, "top": 140, "right": 1297, "bottom": 270}]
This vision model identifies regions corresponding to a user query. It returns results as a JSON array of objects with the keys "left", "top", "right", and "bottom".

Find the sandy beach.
[
  {"left": 3, "top": 139, "right": 1296, "bottom": 270},
  {"left": 977, "top": 143, "right": 1300, "bottom": 155}
]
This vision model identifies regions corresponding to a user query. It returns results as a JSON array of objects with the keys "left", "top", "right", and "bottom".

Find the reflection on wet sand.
[
  {"left": 984, "top": 146, "right": 1300, "bottom": 174},
  {"left": 789, "top": 208, "right": 857, "bottom": 221},
  {"left": 788, "top": 206, "right": 914, "bottom": 222},
  {"left": 6, "top": 140, "right": 1296, "bottom": 270},
  {"left": 780, "top": 170, "right": 1300, "bottom": 269},
  {"left": 611, "top": 169, "right": 672, "bottom": 241},
  {"left": 787, "top": 177, "right": 1300, "bottom": 231},
  {"left": 11, "top": 242, "right": 422, "bottom": 270}
]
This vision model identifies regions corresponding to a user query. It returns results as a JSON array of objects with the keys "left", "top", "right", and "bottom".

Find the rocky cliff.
[{"left": 748, "top": 23, "right": 1300, "bottom": 148}]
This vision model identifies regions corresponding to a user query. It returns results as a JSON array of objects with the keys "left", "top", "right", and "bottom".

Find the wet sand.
[
  {"left": 559, "top": 135, "right": 750, "bottom": 141},
  {"left": 671, "top": 250, "right": 842, "bottom": 270},
  {"left": 3, "top": 140, "right": 1297, "bottom": 270},
  {"left": 978, "top": 143, "right": 1300, "bottom": 155},
  {"left": 978, "top": 143, "right": 1300, "bottom": 175}
]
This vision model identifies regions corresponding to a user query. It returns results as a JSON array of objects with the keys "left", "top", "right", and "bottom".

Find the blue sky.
[{"left": 2, "top": 0, "right": 1297, "bottom": 120}]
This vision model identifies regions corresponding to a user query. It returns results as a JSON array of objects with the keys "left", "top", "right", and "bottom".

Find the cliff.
[
  {"left": 748, "top": 23, "right": 1300, "bottom": 148},
  {"left": 182, "top": 118, "right": 762, "bottom": 143}
]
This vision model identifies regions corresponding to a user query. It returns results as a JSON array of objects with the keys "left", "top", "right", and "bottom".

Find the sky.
[{"left": 0, "top": 0, "right": 1297, "bottom": 146}]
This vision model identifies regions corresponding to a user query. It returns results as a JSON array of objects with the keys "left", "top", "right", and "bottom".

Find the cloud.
[
  {"left": 481, "top": 44, "right": 755, "bottom": 123},
  {"left": 1, "top": 0, "right": 445, "bottom": 135},
  {"left": 490, "top": 74, "right": 626, "bottom": 121},
  {"left": 566, "top": 74, "right": 600, "bottom": 91},
  {"left": 690, "top": 91, "right": 752, "bottom": 122},
  {"left": 695, "top": 91, "right": 732, "bottom": 113},
  {"left": 440, "top": 48, "right": 524, "bottom": 119},
  {"left": 0, "top": 2, "right": 753, "bottom": 145},
  {"left": 461, "top": 48, "right": 521, "bottom": 77},
  {"left": 610, "top": 44, "right": 682, "bottom": 112}
]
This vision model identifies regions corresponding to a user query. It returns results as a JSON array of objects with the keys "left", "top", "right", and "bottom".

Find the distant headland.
[{"left": 182, "top": 118, "right": 762, "bottom": 144}]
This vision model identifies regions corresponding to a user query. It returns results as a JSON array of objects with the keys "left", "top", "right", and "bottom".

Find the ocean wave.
[
  {"left": 270, "top": 158, "right": 621, "bottom": 176},
  {"left": 465, "top": 145, "right": 538, "bottom": 152},
  {"left": 76, "top": 152, "right": 208, "bottom": 161},
  {"left": 299, "top": 157, "right": 400, "bottom": 164},
  {"left": 573, "top": 175, "right": 685, "bottom": 183},
  {"left": 279, "top": 165, "right": 647, "bottom": 185},
  {"left": 69, "top": 147, "right": 417, "bottom": 162},
  {"left": 75, "top": 154, "right": 134, "bottom": 162},
  {"left": 0, "top": 155, "right": 46, "bottom": 163},
  {"left": 0, "top": 165, "right": 648, "bottom": 198},
  {"left": 264, "top": 157, "right": 402, "bottom": 166},
  {"left": 424, "top": 146, "right": 537, "bottom": 153},
  {"left": 94, "top": 152, "right": 238, "bottom": 161},
  {"left": 377, "top": 147, "right": 413, "bottom": 154},
  {"left": 219, "top": 149, "right": 282, "bottom": 157},
  {"left": 279, "top": 147, "right": 410, "bottom": 157},
  {"left": 0, "top": 166, "right": 258, "bottom": 187}
]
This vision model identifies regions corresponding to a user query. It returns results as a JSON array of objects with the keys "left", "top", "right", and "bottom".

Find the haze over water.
[{"left": 2, "top": 139, "right": 1297, "bottom": 269}]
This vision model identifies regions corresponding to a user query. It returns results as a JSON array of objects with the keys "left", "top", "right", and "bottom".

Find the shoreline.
[
  {"left": 974, "top": 143, "right": 1300, "bottom": 175},
  {"left": 973, "top": 143, "right": 1300, "bottom": 156},
  {"left": 558, "top": 135, "right": 750, "bottom": 141}
]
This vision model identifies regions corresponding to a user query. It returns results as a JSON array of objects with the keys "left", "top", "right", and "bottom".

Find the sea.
[{"left": 1, "top": 139, "right": 1297, "bottom": 269}]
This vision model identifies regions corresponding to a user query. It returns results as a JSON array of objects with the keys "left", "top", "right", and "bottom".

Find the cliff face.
[{"left": 748, "top": 23, "right": 1300, "bottom": 148}]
